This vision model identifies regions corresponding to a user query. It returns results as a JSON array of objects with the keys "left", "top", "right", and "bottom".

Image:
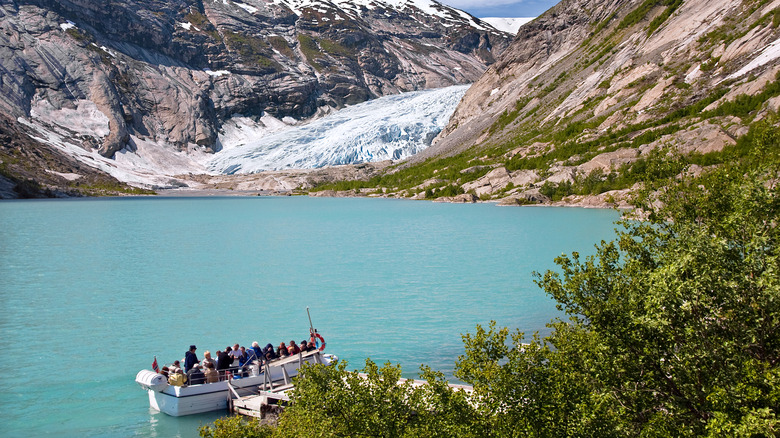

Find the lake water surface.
[{"left": 0, "top": 196, "right": 620, "bottom": 436}]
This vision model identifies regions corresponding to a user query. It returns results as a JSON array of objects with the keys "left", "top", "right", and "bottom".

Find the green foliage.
[
  {"left": 540, "top": 71, "right": 570, "bottom": 96},
  {"left": 618, "top": 0, "right": 661, "bottom": 30},
  {"left": 185, "top": 11, "right": 221, "bottom": 41},
  {"left": 535, "top": 143, "right": 780, "bottom": 435},
  {"left": 647, "top": 0, "right": 683, "bottom": 35},
  {"left": 700, "top": 55, "right": 720, "bottom": 72},
  {"left": 539, "top": 180, "right": 573, "bottom": 201},
  {"left": 267, "top": 36, "right": 294, "bottom": 59},
  {"left": 199, "top": 416, "right": 274, "bottom": 438},
  {"left": 185, "top": 11, "right": 210, "bottom": 29},
  {"left": 223, "top": 31, "right": 281, "bottom": 71},
  {"left": 69, "top": 181, "right": 155, "bottom": 196},
  {"left": 65, "top": 27, "right": 94, "bottom": 45},
  {"left": 489, "top": 97, "right": 532, "bottom": 133},
  {"left": 275, "top": 360, "right": 478, "bottom": 438},
  {"left": 310, "top": 179, "right": 370, "bottom": 192},
  {"left": 297, "top": 34, "right": 323, "bottom": 70},
  {"left": 317, "top": 38, "right": 355, "bottom": 59},
  {"left": 703, "top": 73, "right": 780, "bottom": 122},
  {"left": 615, "top": 0, "right": 683, "bottom": 35},
  {"left": 425, "top": 184, "right": 465, "bottom": 199}
]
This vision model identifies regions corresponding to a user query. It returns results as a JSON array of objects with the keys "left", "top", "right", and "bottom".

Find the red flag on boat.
[{"left": 152, "top": 356, "right": 159, "bottom": 373}]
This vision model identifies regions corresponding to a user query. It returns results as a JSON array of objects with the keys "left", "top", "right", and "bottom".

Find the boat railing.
[
  {"left": 258, "top": 349, "right": 325, "bottom": 391},
  {"left": 157, "top": 349, "right": 326, "bottom": 386}
]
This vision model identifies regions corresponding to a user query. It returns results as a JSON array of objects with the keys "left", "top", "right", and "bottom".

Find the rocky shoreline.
[{"left": 157, "top": 158, "right": 634, "bottom": 209}]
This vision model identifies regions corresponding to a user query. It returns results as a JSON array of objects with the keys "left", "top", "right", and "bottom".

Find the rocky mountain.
[
  {"left": 0, "top": 0, "right": 512, "bottom": 197},
  {"left": 0, "top": 113, "right": 151, "bottom": 198},
  {"left": 363, "top": 0, "right": 780, "bottom": 205}
]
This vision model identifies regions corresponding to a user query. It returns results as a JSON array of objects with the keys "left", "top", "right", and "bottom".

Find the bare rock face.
[
  {"left": 426, "top": 0, "right": 778, "bottom": 161},
  {"left": 1, "top": 0, "right": 513, "bottom": 159}
]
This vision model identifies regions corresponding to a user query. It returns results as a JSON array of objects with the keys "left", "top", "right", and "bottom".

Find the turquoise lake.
[{"left": 0, "top": 196, "right": 620, "bottom": 437}]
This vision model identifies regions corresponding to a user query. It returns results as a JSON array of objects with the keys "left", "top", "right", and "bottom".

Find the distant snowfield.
[
  {"left": 206, "top": 85, "right": 470, "bottom": 174},
  {"left": 479, "top": 17, "right": 534, "bottom": 34}
]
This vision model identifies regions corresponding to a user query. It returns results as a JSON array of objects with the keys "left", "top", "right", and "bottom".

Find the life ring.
[{"left": 311, "top": 332, "right": 326, "bottom": 351}]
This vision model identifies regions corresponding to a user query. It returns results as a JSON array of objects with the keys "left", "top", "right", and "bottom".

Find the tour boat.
[{"left": 136, "top": 349, "right": 335, "bottom": 416}]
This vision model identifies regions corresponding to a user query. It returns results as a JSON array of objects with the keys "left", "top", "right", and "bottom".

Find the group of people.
[{"left": 157, "top": 336, "right": 322, "bottom": 387}]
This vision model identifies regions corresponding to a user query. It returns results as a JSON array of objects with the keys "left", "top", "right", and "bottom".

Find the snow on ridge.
[
  {"left": 277, "top": 0, "right": 486, "bottom": 28},
  {"left": 727, "top": 35, "right": 780, "bottom": 80},
  {"left": 59, "top": 20, "right": 76, "bottom": 31},
  {"left": 204, "top": 68, "right": 231, "bottom": 76},
  {"left": 234, "top": 1, "right": 259, "bottom": 13},
  {"left": 207, "top": 85, "right": 470, "bottom": 174}
]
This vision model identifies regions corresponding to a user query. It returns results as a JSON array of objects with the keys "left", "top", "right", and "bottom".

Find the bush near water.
[{"left": 202, "top": 127, "right": 780, "bottom": 436}]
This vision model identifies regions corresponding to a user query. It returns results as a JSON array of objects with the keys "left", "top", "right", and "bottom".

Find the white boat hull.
[{"left": 137, "top": 351, "right": 334, "bottom": 416}]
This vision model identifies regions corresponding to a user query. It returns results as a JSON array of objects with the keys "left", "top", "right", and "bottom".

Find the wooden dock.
[
  {"left": 228, "top": 373, "right": 473, "bottom": 419},
  {"left": 229, "top": 384, "right": 292, "bottom": 419}
]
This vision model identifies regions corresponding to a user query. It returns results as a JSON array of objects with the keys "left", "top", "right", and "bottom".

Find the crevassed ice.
[{"left": 207, "top": 85, "right": 469, "bottom": 174}]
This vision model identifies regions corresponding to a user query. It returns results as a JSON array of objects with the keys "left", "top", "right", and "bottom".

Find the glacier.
[{"left": 207, "top": 85, "right": 470, "bottom": 174}]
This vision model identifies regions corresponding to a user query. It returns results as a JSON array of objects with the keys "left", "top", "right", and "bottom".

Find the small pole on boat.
[{"left": 306, "top": 306, "right": 314, "bottom": 332}]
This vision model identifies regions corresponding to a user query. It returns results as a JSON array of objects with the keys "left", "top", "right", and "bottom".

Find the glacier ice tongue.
[{"left": 207, "top": 85, "right": 469, "bottom": 174}]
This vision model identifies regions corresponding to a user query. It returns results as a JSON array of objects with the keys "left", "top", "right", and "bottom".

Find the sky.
[{"left": 444, "top": 0, "right": 559, "bottom": 18}]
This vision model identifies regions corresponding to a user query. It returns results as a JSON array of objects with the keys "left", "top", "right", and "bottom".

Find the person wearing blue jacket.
[
  {"left": 251, "top": 342, "right": 264, "bottom": 364},
  {"left": 184, "top": 345, "right": 199, "bottom": 372}
]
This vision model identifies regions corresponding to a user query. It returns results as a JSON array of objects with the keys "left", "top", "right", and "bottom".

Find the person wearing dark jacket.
[
  {"left": 184, "top": 345, "right": 199, "bottom": 372},
  {"left": 264, "top": 343, "right": 277, "bottom": 361},
  {"left": 187, "top": 364, "right": 206, "bottom": 385},
  {"left": 217, "top": 347, "right": 232, "bottom": 371}
]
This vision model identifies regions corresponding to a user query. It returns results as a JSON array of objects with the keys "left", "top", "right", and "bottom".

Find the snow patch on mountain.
[
  {"left": 479, "top": 17, "right": 534, "bottom": 34},
  {"left": 30, "top": 98, "right": 111, "bottom": 140},
  {"left": 206, "top": 85, "right": 470, "bottom": 174},
  {"left": 17, "top": 117, "right": 203, "bottom": 188}
]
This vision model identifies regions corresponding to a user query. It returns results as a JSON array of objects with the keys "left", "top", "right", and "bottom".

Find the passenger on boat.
[
  {"left": 171, "top": 360, "right": 182, "bottom": 374},
  {"left": 169, "top": 369, "right": 187, "bottom": 386},
  {"left": 251, "top": 342, "right": 264, "bottom": 363},
  {"left": 277, "top": 342, "right": 289, "bottom": 358},
  {"left": 201, "top": 350, "right": 216, "bottom": 369},
  {"left": 300, "top": 340, "right": 314, "bottom": 352},
  {"left": 216, "top": 348, "right": 232, "bottom": 371},
  {"left": 245, "top": 346, "right": 259, "bottom": 365},
  {"left": 229, "top": 344, "right": 242, "bottom": 361},
  {"left": 238, "top": 346, "right": 250, "bottom": 377},
  {"left": 160, "top": 366, "right": 170, "bottom": 379},
  {"left": 204, "top": 362, "right": 219, "bottom": 383},
  {"left": 264, "top": 343, "right": 277, "bottom": 361},
  {"left": 184, "top": 345, "right": 199, "bottom": 372},
  {"left": 187, "top": 363, "right": 206, "bottom": 385},
  {"left": 288, "top": 340, "right": 301, "bottom": 355}
]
